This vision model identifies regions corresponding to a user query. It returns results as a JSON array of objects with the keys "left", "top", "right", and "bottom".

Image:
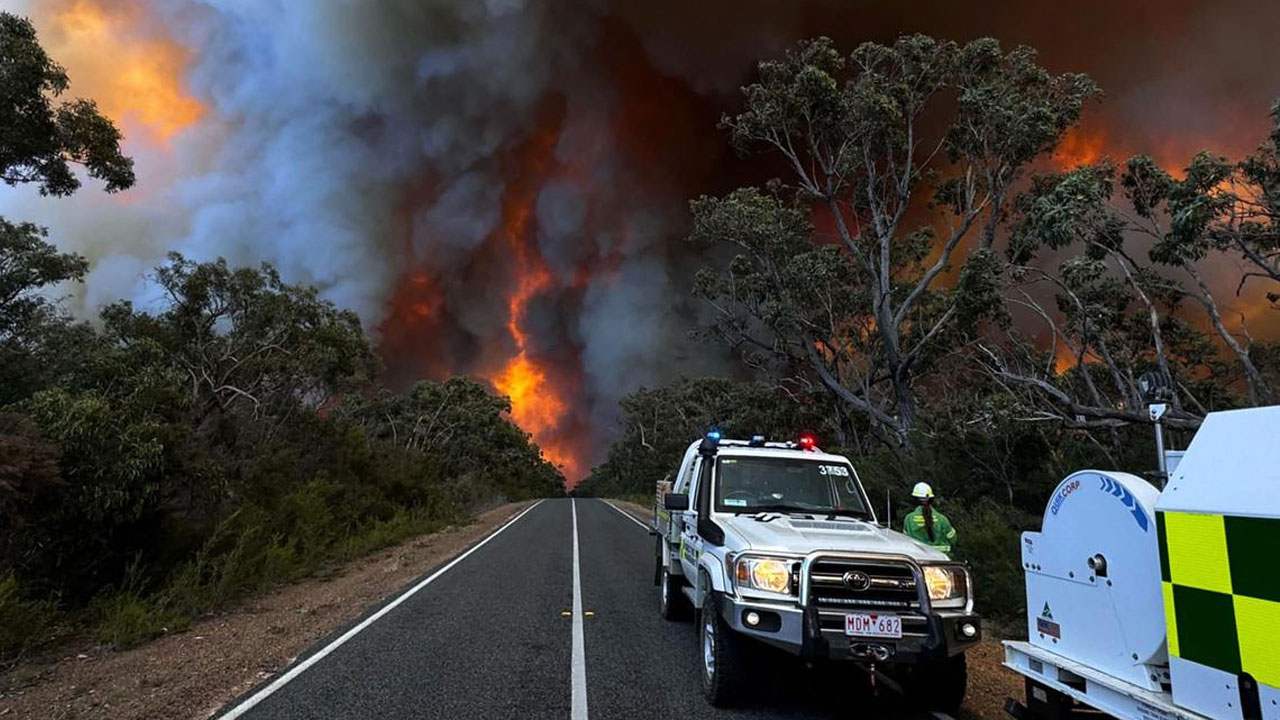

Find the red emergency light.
[{"left": 797, "top": 433, "right": 817, "bottom": 451}]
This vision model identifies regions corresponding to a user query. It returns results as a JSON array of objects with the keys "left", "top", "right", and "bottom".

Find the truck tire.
[
  {"left": 659, "top": 564, "right": 688, "bottom": 620},
  {"left": 912, "top": 653, "right": 967, "bottom": 713},
  {"left": 699, "top": 595, "right": 746, "bottom": 706}
]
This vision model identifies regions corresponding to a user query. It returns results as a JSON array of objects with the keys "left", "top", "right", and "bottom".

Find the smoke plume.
[{"left": 5, "top": 0, "right": 1278, "bottom": 483}]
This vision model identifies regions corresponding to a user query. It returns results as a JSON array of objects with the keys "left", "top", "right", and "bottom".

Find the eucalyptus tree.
[
  {"left": 690, "top": 35, "right": 1098, "bottom": 445},
  {"left": 988, "top": 107, "right": 1280, "bottom": 430}
]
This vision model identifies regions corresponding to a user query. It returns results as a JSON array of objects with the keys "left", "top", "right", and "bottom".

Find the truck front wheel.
[{"left": 699, "top": 596, "right": 746, "bottom": 706}]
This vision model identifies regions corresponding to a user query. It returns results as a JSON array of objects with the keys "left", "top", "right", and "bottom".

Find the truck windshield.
[{"left": 714, "top": 456, "right": 870, "bottom": 517}]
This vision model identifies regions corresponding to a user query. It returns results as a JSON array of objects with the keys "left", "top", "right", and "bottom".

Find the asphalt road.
[{"left": 216, "top": 498, "right": 950, "bottom": 720}]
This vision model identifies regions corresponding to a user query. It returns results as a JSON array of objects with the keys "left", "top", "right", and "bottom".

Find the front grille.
[{"left": 807, "top": 557, "right": 921, "bottom": 611}]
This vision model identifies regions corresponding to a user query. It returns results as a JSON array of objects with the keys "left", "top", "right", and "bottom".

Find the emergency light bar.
[{"left": 698, "top": 434, "right": 821, "bottom": 454}]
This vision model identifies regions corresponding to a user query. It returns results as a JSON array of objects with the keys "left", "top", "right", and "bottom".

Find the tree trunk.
[
  {"left": 892, "top": 368, "right": 916, "bottom": 447},
  {"left": 1186, "top": 265, "right": 1274, "bottom": 405}
]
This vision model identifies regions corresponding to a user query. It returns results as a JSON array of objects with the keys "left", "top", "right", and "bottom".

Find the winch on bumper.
[{"left": 716, "top": 552, "right": 982, "bottom": 664}]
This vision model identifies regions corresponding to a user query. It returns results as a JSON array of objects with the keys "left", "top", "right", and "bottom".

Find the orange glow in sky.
[{"left": 32, "top": 0, "right": 204, "bottom": 143}]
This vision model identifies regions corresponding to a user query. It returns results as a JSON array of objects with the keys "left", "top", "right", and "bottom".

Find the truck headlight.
[
  {"left": 736, "top": 557, "right": 793, "bottom": 595},
  {"left": 923, "top": 565, "right": 969, "bottom": 608}
]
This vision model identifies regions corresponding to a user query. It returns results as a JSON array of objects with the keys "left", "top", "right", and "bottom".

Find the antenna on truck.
[{"left": 1138, "top": 371, "right": 1174, "bottom": 488}]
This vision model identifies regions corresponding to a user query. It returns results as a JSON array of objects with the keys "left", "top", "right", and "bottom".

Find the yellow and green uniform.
[
  {"left": 903, "top": 507, "right": 956, "bottom": 554},
  {"left": 1157, "top": 510, "right": 1280, "bottom": 690}
]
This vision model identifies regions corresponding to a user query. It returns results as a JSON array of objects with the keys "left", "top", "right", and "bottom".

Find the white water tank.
[{"left": 1021, "top": 470, "right": 1166, "bottom": 690}]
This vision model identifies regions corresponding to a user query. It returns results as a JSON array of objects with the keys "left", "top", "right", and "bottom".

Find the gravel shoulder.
[
  {"left": 0, "top": 501, "right": 534, "bottom": 720},
  {"left": 608, "top": 498, "right": 1024, "bottom": 720}
]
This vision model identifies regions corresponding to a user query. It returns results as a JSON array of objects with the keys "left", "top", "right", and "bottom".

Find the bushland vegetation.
[
  {"left": 0, "top": 12, "right": 562, "bottom": 663},
  {"left": 0, "top": 238, "right": 563, "bottom": 662}
]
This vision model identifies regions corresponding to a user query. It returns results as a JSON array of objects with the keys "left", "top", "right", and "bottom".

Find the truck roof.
[{"left": 692, "top": 440, "right": 853, "bottom": 465}]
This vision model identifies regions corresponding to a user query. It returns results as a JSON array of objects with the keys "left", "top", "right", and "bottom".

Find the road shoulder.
[
  {"left": 0, "top": 501, "right": 535, "bottom": 720},
  {"left": 607, "top": 498, "right": 654, "bottom": 526}
]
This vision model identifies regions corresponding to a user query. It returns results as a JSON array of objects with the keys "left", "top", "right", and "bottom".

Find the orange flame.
[
  {"left": 31, "top": 0, "right": 204, "bottom": 143},
  {"left": 488, "top": 128, "right": 581, "bottom": 482},
  {"left": 1054, "top": 126, "right": 1107, "bottom": 169}
]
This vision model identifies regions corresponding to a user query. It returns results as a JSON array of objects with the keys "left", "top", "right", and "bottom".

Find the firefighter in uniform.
[{"left": 903, "top": 482, "right": 956, "bottom": 555}]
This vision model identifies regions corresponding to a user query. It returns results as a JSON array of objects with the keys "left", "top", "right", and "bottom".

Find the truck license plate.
[{"left": 845, "top": 613, "right": 901, "bottom": 639}]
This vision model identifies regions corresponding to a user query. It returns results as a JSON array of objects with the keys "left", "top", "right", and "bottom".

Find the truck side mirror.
[{"left": 664, "top": 493, "right": 690, "bottom": 511}]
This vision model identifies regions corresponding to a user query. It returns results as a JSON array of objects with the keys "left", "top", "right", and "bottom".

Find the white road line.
[
  {"left": 219, "top": 499, "right": 545, "bottom": 720},
  {"left": 570, "top": 499, "right": 589, "bottom": 720},
  {"left": 601, "top": 499, "right": 650, "bottom": 531}
]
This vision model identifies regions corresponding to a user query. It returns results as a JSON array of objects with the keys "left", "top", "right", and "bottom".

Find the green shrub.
[
  {"left": 0, "top": 573, "right": 57, "bottom": 664},
  {"left": 948, "top": 500, "right": 1036, "bottom": 624},
  {"left": 93, "top": 591, "right": 169, "bottom": 649}
]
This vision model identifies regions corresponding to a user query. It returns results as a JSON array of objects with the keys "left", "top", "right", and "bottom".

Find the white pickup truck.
[{"left": 653, "top": 433, "right": 981, "bottom": 711}]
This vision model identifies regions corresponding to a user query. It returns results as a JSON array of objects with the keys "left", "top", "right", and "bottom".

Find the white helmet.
[{"left": 911, "top": 482, "right": 935, "bottom": 500}]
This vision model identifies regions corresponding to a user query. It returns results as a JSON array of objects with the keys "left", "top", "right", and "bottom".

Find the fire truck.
[{"left": 652, "top": 432, "right": 982, "bottom": 711}]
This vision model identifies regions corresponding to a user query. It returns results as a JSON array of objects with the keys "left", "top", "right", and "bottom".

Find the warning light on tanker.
[{"left": 798, "top": 433, "right": 817, "bottom": 451}]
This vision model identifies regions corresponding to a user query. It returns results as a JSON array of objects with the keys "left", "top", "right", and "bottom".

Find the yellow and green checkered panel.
[{"left": 1157, "top": 511, "right": 1280, "bottom": 689}]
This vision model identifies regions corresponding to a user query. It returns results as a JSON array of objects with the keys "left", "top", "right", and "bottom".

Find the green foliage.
[
  {"left": 948, "top": 502, "right": 1035, "bottom": 622},
  {"left": 94, "top": 591, "right": 164, "bottom": 649},
  {"left": 0, "top": 573, "right": 57, "bottom": 664},
  {"left": 0, "top": 12, "right": 134, "bottom": 196},
  {"left": 337, "top": 377, "right": 563, "bottom": 501},
  {"left": 102, "top": 253, "right": 379, "bottom": 430},
  {"left": 0, "top": 219, "right": 91, "bottom": 404}
]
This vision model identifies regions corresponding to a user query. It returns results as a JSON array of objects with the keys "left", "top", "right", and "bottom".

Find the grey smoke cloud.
[
  {"left": 3, "top": 0, "right": 726, "bottom": 476},
  {"left": 6, "top": 0, "right": 1279, "bottom": 476}
]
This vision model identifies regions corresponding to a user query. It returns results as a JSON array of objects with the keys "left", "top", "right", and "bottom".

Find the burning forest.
[
  {"left": 5, "top": 0, "right": 1280, "bottom": 485},
  {"left": 7, "top": 4, "right": 1280, "bottom": 715}
]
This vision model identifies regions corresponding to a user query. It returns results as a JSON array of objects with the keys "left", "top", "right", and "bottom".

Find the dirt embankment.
[
  {"left": 0, "top": 501, "right": 534, "bottom": 720},
  {"left": 609, "top": 498, "right": 1024, "bottom": 720}
]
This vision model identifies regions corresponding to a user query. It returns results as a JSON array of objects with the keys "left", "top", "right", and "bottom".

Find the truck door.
[{"left": 679, "top": 455, "right": 710, "bottom": 579}]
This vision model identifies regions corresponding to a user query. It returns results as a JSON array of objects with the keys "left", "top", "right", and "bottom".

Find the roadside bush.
[
  {"left": 93, "top": 591, "right": 170, "bottom": 649},
  {"left": 0, "top": 573, "right": 57, "bottom": 664},
  {"left": 947, "top": 500, "right": 1036, "bottom": 624}
]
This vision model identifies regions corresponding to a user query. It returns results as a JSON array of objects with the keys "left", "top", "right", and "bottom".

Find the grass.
[
  {"left": 0, "top": 573, "right": 59, "bottom": 666},
  {"left": 616, "top": 493, "right": 653, "bottom": 509},
  {"left": 89, "top": 505, "right": 459, "bottom": 650}
]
